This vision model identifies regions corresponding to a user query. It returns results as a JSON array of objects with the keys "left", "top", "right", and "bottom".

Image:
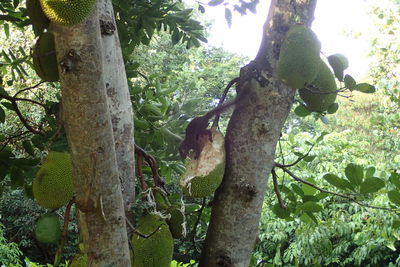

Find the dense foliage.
[{"left": 0, "top": 0, "right": 399, "bottom": 266}]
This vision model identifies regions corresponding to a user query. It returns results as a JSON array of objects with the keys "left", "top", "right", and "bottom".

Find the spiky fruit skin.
[
  {"left": 26, "top": 0, "right": 50, "bottom": 33},
  {"left": 32, "top": 32, "right": 59, "bottom": 82},
  {"left": 39, "top": 0, "right": 97, "bottom": 26},
  {"left": 277, "top": 25, "right": 321, "bottom": 88},
  {"left": 166, "top": 206, "right": 185, "bottom": 239},
  {"left": 35, "top": 213, "right": 61, "bottom": 244},
  {"left": 131, "top": 214, "right": 173, "bottom": 267},
  {"left": 299, "top": 60, "right": 338, "bottom": 112},
  {"left": 180, "top": 128, "right": 225, "bottom": 198},
  {"left": 33, "top": 151, "right": 73, "bottom": 209}
]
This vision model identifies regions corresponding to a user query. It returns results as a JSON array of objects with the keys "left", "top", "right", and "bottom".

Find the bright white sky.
[{"left": 205, "top": 0, "right": 379, "bottom": 80}]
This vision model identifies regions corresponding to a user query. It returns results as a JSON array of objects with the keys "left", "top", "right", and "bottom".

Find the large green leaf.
[
  {"left": 359, "top": 177, "right": 385, "bottom": 194},
  {"left": 389, "top": 172, "right": 400, "bottom": 190},
  {"left": 387, "top": 191, "right": 400, "bottom": 206},
  {"left": 272, "top": 203, "right": 291, "bottom": 219},
  {"left": 323, "top": 174, "right": 350, "bottom": 190},
  {"left": 300, "top": 201, "right": 323, "bottom": 213},
  {"left": 344, "top": 163, "right": 363, "bottom": 186}
]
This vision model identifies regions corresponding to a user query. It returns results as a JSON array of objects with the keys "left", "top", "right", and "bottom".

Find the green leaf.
[
  {"left": 10, "top": 166, "right": 24, "bottom": 189},
  {"left": 225, "top": 8, "right": 232, "bottom": 28},
  {"left": 294, "top": 105, "right": 311, "bottom": 117},
  {"left": 327, "top": 103, "right": 339, "bottom": 114},
  {"left": 389, "top": 172, "right": 400, "bottom": 190},
  {"left": 345, "top": 163, "right": 364, "bottom": 186},
  {"left": 208, "top": 0, "right": 224, "bottom": 6},
  {"left": 316, "top": 132, "right": 329, "bottom": 143},
  {"left": 171, "top": 30, "right": 181, "bottom": 45},
  {"left": 198, "top": 4, "right": 206, "bottom": 13},
  {"left": 319, "top": 115, "right": 330, "bottom": 124},
  {"left": 354, "top": 83, "right": 376, "bottom": 93},
  {"left": 272, "top": 203, "right": 291, "bottom": 219},
  {"left": 302, "top": 178, "right": 317, "bottom": 195},
  {"left": 344, "top": 74, "right": 357, "bottom": 89},
  {"left": 4, "top": 23, "right": 10, "bottom": 39},
  {"left": 22, "top": 140, "right": 35, "bottom": 156},
  {"left": 0, "top": 106, "right": 5, "bottom": 123},
  {"left": 300, "top": 201, "right": 323, "bottom": 213},
  {"left": 291, "top": 184, "right": 304, "bottom": 196},
  {"left": 360, "top": 177, "right": 385, "bottom": 194},
  {"left": 31, "top": 135, "right": 45, "bottom": 150},
  {"left": 327, "top": 54, "right": 348, "bottom": 81},
  {"left": 365, "top": 166, "right": 376, "bottom": 178},
  {"left": 299, "top": 213, "right": 317, "bottom": 224},
  {"left": 388, "top": 191, "right": 400, "bottom": 206},
  {"left": 323, "top": 174, "right": 350, "bottom": 190},
  {"left": 1, "top": 101, "right": 15, "bottom": 111}
]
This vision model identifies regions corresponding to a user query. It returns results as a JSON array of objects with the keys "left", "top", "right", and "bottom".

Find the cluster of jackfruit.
[
  {"left": 35, "top": 213, "right": 61, "bottom": 244},
  {"left": 32, "top": 32, "right": 59, "bottom": 82},
  {"left": 277, "top": 25, "right": 341, "bottom": 112},
  {"left": 131, "top": 214, "right": 174, "bottom": 267},
  {"left": 39, "top": 0, "right": 97, "bottom": 26},
  {"left": 33, "top": 151, "right": 74, "bottom": 209},
  {"left": 277, "top": 25, "right": 321, "bottom": 89},
  {"left": 180, "top": 127, "right": 225, "bottom": 198}
]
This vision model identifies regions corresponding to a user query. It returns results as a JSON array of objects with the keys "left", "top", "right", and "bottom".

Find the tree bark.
[
  {"left": 98, "top": 0, "right": 136, "bottom": 224},
  {"left": 52, "top": 2, "right": 131, "bottom": 266},
  {"left": 200, "top": 1, "right": 317, "bottom": 266}
]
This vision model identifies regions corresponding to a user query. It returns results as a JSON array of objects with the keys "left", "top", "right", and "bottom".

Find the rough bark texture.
[
  {"left": 98, "top": 0, "right": 136, "bottom": 220},
  {"left": 52, "top": 3, "right": 131, "bottom": 266},
  {"left": 200, "top": 1, "right": 317, "bottom": 266}
]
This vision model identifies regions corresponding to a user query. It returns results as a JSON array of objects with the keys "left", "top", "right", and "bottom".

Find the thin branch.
[
  {"left": 277, "top": 143, "right": 315, "bottom": 168},
  {"left": 0, "top": 130, "right": 30, "bottom": 151},
  {"left": 0, "top": 92, "right": 47, "bottom": 109},
  {"left": 189, "top": 198, "right": 207, "bottom": 252},
  {"left": 212, "top": 77, "right": 239, "bottom": 127},
  {"left": 54, "top": 198, "right": 75, "bottom": 267},
  {"left": 274, "top": 163, "right": 399, "bottom": 212},
  {"left": 10, "top": 100, "right": 43, "bottom": 135},
  {"left": 125, "top": 217, "right": 163, "bottom": 238},
  {"left": 134, "top": 144, "right": 165, "bottom": 188},
  {"left": 13, "top": 82, "right": 44, "bottom": 97},
  {"left": 271, "top": 169, "right": 286, "bottom": 209}
]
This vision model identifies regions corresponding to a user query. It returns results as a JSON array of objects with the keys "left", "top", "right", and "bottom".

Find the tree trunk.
[
  {"left": 52, "top": 2, "right": 131, "bottom": 266},
  {"left": 98, "top": 0, "right": 136, "bottom": 224},
  {"left": 200, "top": 1, "right": 317, "bottom": 266}
]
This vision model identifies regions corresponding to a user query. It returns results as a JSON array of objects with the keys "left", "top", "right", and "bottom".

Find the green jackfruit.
[
  {"left": 26, "top": 0, "right": 50, "bottom": 34},
  {"left": 180, "top": 128, "right": 225, "bottom": 198},
  {"left": 277, "top": 25, "right": 321, "bottom": 88},
  {"left": 35, "top": 213, "right": 61, "bottom": 244},
  {"left": 33, "top": 151, "right": 73, "bottom": 209},
  {"left": 32, "top": 32, "right": 59, "bottom": 82},
  {"left": 166, "top": 206, "right": 185, "bottom": 239},
  {"left": 299, "top": 60, "right": 337, "bottom": 112},
  {"left": 131, "top": 214, "right": 173, "bottom": 267},
  {"left": 69, "top": 253, "right": 87, "bottom": 267},
  {"left": 39, "top": 0, "right": 97, "bottom": 26}
]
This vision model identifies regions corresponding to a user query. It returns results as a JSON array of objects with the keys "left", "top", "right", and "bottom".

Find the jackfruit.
[
  {"left": 166, "top": 206, "right": 186, "bottom": 239},
  {"left": 39, "top": 0, "right": 97, "bottom": 26},
  {"left": 69, "top": 253, "right": 87, "bottom": 267},
  {"left": 35, "top": 213, "right": 61, "bottom": 244},
  {"left": 33, "top": 151, "right": 73, "bottom": 209},
  {"left": 32, "top": 32, "right": 59, "bottom": 82},
  {"left": 277, "top": 25, "right": 321, "bottom": 88},
  {"left": 299, "top": 60, "right": 337, "bottom": 112},
  {"left": 131, "top": 214, "right": 173, "bottom": 267},
  {"left": 180, "top": 128, "right": 225, "bottom": 198},
  {"left": 26, "top": 0, "right": 50, "bottom": 34}
]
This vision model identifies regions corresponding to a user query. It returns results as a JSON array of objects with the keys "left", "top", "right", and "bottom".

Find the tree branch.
[{"left": 274, "top": 163, "right": 399, "bottom": 212}]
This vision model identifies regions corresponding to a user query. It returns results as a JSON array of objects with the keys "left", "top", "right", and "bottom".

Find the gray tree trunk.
[
  {"left": 98, "top": 0, "right": 136, "bottom": 221},
  {"left": 200, "top": 1, "right": 317, "bottom": 266},
  {"left": 52, "top": 2, "right": 131, "bottom": 266}
]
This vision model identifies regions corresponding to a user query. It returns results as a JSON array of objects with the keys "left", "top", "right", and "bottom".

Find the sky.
[{"left": 205, "top": 0, "right": 378, "bottom": 80}]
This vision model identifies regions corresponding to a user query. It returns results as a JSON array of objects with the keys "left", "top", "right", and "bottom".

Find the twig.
[
  {"left": 277, "top": 143, "right": 315, "bottom": 168},
  {"left": 54, "top": 198, "right": 75, "bottom": 267},
  {"left": 13, "top": 82, "right": 44, "bottom": 97},
  {"left": 274, "top": 163, "right": 399, "bottom": 211},
  {"left": 0, "top": 130, "right": 30, "bottom": 151},
  {"left": 125, "top": 217, "right": 163, "bottom": 238},
  {"left": 190, "top": 198, "right": 206, "bottom": 246},
  {"left": 271, "top": 169, "right": 286, "bottom": 209},
  {"left": 134, "top": 144, "right": 165, "bottom": 188},
  {"left": 212, "top": 77, "right": 239, "bottom": 127}
]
